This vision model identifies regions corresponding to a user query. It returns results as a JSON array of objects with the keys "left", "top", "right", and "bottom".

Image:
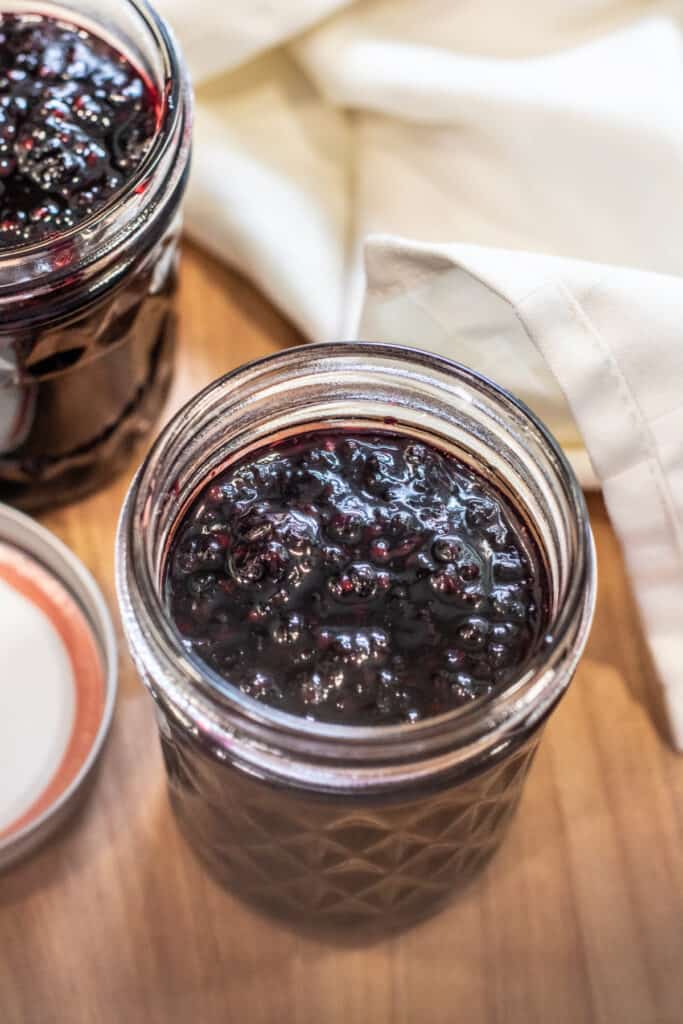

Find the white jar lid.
[{"left": 0, "top": 503, "right": 117, "bottom": 870}]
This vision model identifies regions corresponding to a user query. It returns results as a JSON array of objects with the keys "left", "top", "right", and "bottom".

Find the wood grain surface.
[{"left": 1, "top": 244, "right": 682, "bottom": 1024}]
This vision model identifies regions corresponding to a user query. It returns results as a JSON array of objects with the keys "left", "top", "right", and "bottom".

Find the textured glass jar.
[
  {"left": 0, "top": 0, "right": 191, "bottom": 510},
  {"left": 117, "top": 343, "right": 596, "bottom": 932}
]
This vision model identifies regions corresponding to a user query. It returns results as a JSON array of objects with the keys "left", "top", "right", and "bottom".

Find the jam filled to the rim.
[
  {"left": 0, "top": 12, "right": 158, "bottom": 247},
  {"left": 165, "top": 429, "right": 548, "bottom": 727}
]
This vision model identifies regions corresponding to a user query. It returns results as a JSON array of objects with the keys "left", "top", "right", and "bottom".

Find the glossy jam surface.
[
  {"left": 0, "top": 12, "right": 157, "bottom": 248},
  {"left": 166, "top": 430, "right": 547, "bottom": 726}
]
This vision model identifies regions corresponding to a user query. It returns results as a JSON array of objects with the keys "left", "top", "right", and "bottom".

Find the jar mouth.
[
  {"left": 117, "top": 343, "right": 596, "bottom": 777},
  {"left": 0, "top": 0, "right": 190, "bottom": 274}
]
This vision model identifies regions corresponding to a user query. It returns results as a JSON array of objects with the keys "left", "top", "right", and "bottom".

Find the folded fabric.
[
  {"left": 157, "top": 0, "right": 353, "bottom": 84},
  {"left": 361, "top": 236, "right": 683, "bottom": 749},
  {"left": 158, "top": 0, "right": 683, "bottom": 486}
]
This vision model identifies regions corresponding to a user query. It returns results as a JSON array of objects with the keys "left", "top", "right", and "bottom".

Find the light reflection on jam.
[{"left": 166, "top": 430, "right": 547, "bottom": 726}]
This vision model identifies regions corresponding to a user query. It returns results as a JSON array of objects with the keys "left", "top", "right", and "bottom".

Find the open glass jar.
[
  {"left": 117, "top": 343, "right": 596, "bottom": 932},
  {"left": 0, "top": 0, "right": 191, "bottom": 510}
]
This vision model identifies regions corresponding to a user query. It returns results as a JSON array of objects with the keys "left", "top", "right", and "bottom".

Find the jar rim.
[
  {"left": 0, "top": 0, "right": 190, "bottom": 283},
  {"left": 117, "top": 343, "right": 596, "bottom": 784}
]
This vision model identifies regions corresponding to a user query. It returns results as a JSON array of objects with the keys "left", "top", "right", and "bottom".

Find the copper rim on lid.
[{"left": 0, "top": 503, "right": 117, "bottom": 870}]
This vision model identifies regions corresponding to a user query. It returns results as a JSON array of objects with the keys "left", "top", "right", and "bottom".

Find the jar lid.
[{"left": 0, "top": 503, "right": 117, "bottom": 870}]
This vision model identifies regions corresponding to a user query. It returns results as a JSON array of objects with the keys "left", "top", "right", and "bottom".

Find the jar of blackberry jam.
[
  {"left": 0, "top": 1, "right": 191, "bottom": 510},
  {"left": 117, "top": 343, "right": 596, "bottom": 933}
]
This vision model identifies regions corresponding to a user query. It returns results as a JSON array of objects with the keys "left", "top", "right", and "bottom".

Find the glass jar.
[
  {"left": 0, "top": 0, "right": 191, "bottom": 510},
  {"left": 116, "top": 343, "right": 596, "bottom": 933}
]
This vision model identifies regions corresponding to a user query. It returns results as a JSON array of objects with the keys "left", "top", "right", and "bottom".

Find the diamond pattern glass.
[
  {"left": 0, "top": 223, "right": 180, "bottom": 509},
  {"left": 160, "top": 723, "right": 539, "bottom": 929}
]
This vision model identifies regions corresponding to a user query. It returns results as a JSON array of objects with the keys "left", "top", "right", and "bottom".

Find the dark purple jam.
[
  {"left": 166, "top": 430, "right": 547, "bottom": 726},
  {"left": 0, "top": 12, "right": 158, "bottom": 248}
]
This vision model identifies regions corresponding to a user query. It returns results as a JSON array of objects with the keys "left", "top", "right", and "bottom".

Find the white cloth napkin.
[
  {"left": 157, "top": 0, "right": 683, "bottom": 746},
  {"left": 361, "top": 236, "right": 683, "bottom": 748}
]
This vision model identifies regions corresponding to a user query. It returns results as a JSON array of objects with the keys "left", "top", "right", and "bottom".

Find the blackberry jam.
[
  {"left": 118, "top": 344, "right": 595, "bottom": 931},
  {"left": 0, "top": 3, "right": 191, "bottom": 509},
  {"left": 0, "top": 14, "right": 158, "bottom": 247},
  {"left": 166, "top": 430, "right": 547, "bottom": 727}
]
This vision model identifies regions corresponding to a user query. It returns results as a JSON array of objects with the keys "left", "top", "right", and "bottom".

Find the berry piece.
[{"left": 17, "top": 120, "right": 110, "bottom": 195}]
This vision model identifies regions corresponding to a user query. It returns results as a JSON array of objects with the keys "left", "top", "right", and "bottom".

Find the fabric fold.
[{"left": 361, "top": 235, "right": 683, "bottom": 748}]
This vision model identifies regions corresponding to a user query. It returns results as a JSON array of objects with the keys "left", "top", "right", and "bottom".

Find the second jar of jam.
[{"left": 0, "top": 1, "right": 191, "bottom": 509}]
